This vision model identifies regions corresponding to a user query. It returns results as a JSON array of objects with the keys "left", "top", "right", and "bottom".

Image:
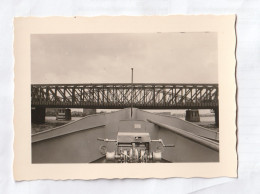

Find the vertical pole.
[{"left": 131, "top": 68, "right": 133, "bottom": 118}]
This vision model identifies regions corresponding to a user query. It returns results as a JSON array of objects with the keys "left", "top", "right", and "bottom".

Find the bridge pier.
[
  {"left": 185, "top": 109, "right": 200, "bottom": 122},
  {"left": 65, "top": 109, "right": 71, "bottom": 120},
  {"left": 31, "top": 107, "right": 45, "bottom": 124},
  {"left": 214, "top": 107, "right": 219, "bottom": 127}
]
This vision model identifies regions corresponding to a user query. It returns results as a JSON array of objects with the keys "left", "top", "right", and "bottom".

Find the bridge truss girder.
[{"left": 31, "top": 83, "right": 218, "bottom": 109}]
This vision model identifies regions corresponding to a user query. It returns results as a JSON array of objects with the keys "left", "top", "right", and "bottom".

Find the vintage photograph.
[{"left": 31, "top": 32, "right": 219, "bottom": 163}]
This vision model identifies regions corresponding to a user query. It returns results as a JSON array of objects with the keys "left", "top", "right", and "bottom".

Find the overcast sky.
[{"left": 31, "top": 33, "right": 218, "bottom": 84}]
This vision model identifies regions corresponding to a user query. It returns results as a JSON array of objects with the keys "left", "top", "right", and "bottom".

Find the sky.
[{"left": 31, "top": 33, "right": 218, "bottom": 84}]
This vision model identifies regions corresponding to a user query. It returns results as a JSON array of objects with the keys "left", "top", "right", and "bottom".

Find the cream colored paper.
[{"left": 13, "top": 16, "right": 237, "bottom": 180}]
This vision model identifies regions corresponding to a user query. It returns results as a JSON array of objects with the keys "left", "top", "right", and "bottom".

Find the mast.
[{"left": 131, "top": 68, "right": 133, "bottom": 118}]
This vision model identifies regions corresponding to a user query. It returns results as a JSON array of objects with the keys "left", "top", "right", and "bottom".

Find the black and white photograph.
[
  {"left": 13, "top": 16, "right": 237, "bottom": 180},
  {"left": 0, "top": 0, "right": 257, "bottom": 192},
  {"left": 31, "top": 32, "right": 219, "bottom": 163}
]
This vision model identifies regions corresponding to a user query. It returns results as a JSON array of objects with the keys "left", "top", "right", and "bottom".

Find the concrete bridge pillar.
[
  {"left": 31, "top": 107, "right": 46, "bottom": 124},
  {"left": 214, "top": 107, "right": 219, "bottom": 127},
  {"left": 65, "top": 109, "right": 71, "bottom": 120},
  {"left": 185, "top": 109, "right": 200, "bottom": 122}
]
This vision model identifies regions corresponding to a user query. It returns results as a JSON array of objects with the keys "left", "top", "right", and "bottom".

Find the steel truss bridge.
[{"left": 31, "top": 83, "right": 218, "bottom": 109}]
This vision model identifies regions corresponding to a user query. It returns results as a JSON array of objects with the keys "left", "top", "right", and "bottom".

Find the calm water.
[
  {"left": 179, "top": 116, "right": 215, "bottom": 122},
  {"left": 46, "top": 116, "right": 82, "bottom": 121},
  {"left": 32, "top": 115, "right": 217, "bottom": 135}
]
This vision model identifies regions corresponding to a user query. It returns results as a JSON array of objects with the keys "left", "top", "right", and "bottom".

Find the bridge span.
[
  {"left": 31, "top": 83, "right": 219, "bottom": 125},
  {"left": 31, "top": 83, "right": 218, "bottom": 109}
]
